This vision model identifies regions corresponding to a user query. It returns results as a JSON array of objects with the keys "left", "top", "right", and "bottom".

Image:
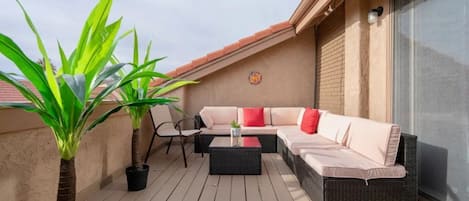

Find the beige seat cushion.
[
  {"left": 237, "top": 107, "right": 272, "bottom": 126},
  {"left": 346, "top": 117, "right": 401, "bottom": 166},
  {"left": 241, "top": 125, "right": 277, "bottom": 135},
  {"left": 200, "top": 124, "right": 231, "bottom": 135},
  {"left": 317, "top": 113, "right": 351, "bottom": 145},
  {"left": 285, "top": 134, "right": 344, "bottom": 155},
  {"left": 271, "top": 107, "right": 304, "bottom": 125},
  {"left": 299, "top": 148, "right": 406, "bottom": 180},
  {"left": 199, "top": 106, "right": 238, "bottom": 128},
  {"left": 158, "top": 129, "right": 201, "bottom": 137},
  {"left": 275, "top": 126, "right": 300, "bottom": 141}
]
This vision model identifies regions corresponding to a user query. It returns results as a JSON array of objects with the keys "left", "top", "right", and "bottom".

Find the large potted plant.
[
  {"left": 114, "top": 30, "right": 197, "bottom": 191},
  {"left": 0, "top": 0, "right": 169, "bottom": 200}
]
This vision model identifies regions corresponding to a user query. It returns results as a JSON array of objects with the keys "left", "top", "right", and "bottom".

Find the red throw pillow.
[
  {"left": 301, "top": 107, "right": 320, "bottom": 134},
  {"left": 243, "top": 107, "right": 265, "bottom": 127}
]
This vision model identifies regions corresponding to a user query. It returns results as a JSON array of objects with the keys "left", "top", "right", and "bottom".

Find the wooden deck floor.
[{"left": 86, "top": 143, "right": 311, "bottom": 201}]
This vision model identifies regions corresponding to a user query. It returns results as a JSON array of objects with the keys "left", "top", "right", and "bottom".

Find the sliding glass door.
[{"left": 394, "top": 0, "right": 469, "bottom": 200}]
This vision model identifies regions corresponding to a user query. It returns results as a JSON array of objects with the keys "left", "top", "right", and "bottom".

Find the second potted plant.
[{"left": 117, "top": 30, "right": 197, "bottom": 191}]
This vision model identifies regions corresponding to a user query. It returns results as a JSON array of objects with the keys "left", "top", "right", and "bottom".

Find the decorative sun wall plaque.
[{"left": 248, "top": 71, "right": 262, "bottom": 85}]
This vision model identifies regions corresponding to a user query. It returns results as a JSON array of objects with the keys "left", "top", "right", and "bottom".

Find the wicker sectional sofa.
[
  {"left": 195, "top": 106, "right": 417, "bottom": 201},
  {"left": 195, "top": 106, "right": 316, "bottom": 153}
]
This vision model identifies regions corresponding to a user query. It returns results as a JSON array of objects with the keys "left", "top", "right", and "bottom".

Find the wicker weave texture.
[
  {"left": 277, "top": 133, "right": 418, "bottom": 201},
  {"left": 209, "top": 147, "right": 261, "bottom": 175}
]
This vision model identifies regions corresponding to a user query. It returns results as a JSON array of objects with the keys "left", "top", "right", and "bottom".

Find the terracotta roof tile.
[
  {"left": 176, "top": 63, "right": 195, "bottom": 76},
  {"left": 223, "top": 42, "right": 241, "bottom": 55},
  {"left": 0, "top": 80, "right": 118, "bottom": 102},
  {"left": 150, "top": 78, "right": 164, "bottom": 87},
  {"left": 270, "top": 21, "right": 291, "bottom": 33},
  {"left": 254, "top": 29, "right": 273, "bottom": 40},
  {"left": 239, "top": 35, "right": 257, "bottom": 47},
  {"left": 151, "top": 21, "right": 293, "bottom": 86},
  {"left": 191, "top": 56, "right": 208, "bottom": 67},
  {"left": 0, "top": 80, "right": 38, "bottom": 102},
  {"left": 166, "top": 70, "right": 179, "bottom": 78},
  {"left": 206, "top": 49, "right": 224, "bottom": 62}
]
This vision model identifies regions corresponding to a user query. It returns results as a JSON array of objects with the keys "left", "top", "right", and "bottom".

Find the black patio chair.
[{"left": 144, "top": 105, "right": 202, "bottom": 168}]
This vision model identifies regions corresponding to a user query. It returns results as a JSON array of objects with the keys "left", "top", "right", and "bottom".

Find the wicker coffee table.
[{"left": 209, "top": 137, "right": 262, "bottom": 175}]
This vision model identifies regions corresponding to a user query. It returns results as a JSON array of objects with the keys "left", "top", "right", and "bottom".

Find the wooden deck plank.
[
  {"left": 88, "top": 143, "right": 172, "bottom": 201},
  {"left": 118, "top": 144, "right": 191, "bottom": 201},
  {"left": 270, "top": 154, "right": 311, "bottom": 201},
  {"left": 214, "top": 176, "right": 231, "bottom": 201},
  {"left": 256, "top": 158, "right": 277, "bottom": 201},
  {"left": 102, "top": 176, "right": 128, "bottom": 201},
  {"left": 161, "top": 152, "right": 205, "bottom": 201},
  {"left": 230, "top": 176, "right": 246, "bottom": 201},
  {"left": 146, "top": 151, "right": 197, "bottom": 201},
  {"left": 264, "top": 154, "right": 294, "bottom": 201},
  {"left": 133, "top": 144, "right": 194, "bottom": 201},
  {"left": 245, "top": 176, "right": 262, "bottom": 201},
  {"left": 116, "top": 146, "right": 181, "bottom": 201},
  {"left": 181, "top": 156, "right": 210, "bottom": 201},
  {"left": 88, "top": 144, "right": 312, "bottom": 201},
  {"left": 198, "top": 175, "right": 220, "bottom": 201}
]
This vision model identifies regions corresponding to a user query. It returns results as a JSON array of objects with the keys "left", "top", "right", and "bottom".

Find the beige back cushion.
[
  {"left": 317, "top": 113, "right": 351, "bottom": 144},
  {"left": 296, "top": 108, "right": 306, "bottom": 125},
  {"left": 346, "top": 117, "right": 401, "bottom": 166},
  {"left": 271, "top": 107, "right": 303, "bottom": 125},
  {"left": 237, "top": 107, "right": 271, "bottom": 125},
  {"left": 199, "top": 106, "right": 237, "bottom": 128}
]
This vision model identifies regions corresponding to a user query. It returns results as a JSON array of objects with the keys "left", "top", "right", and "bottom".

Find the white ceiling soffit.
[{"left": 290, "top": 0, "right": 333, "bottom": 34}]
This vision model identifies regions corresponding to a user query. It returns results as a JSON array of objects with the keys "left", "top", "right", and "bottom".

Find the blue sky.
[{"left": 0, "top": 0, "right": 299, "bottom": 74}]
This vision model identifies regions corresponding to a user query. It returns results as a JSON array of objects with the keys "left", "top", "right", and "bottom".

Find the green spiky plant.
[
  {"left": 114, "top": 30, "right": 197, "bottom": 171},
  {"left": 0, "top": 0, "right": 172, "bottom": 200},
  {"left": 230, "top": 120, "right": 240, "bottom": 128}
]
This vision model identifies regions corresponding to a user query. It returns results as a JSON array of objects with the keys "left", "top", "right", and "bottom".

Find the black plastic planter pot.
[{"left": 125, "top": 164, "right": 149, "bottom": 191}]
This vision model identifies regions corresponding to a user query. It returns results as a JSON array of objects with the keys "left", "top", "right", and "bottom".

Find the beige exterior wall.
[
  {"left": 175, "top": 0, "right": 393, "bottom": 123},
  {"left": 338, "top": 0, "right": 393, "bottom": 122},
  {"left": 0, "top": 103, "right": 163, "bottom": 201},
  {"left": 183, "top": 27, "right": 316, "bottom": 117},
  {"left": 368, "top": 0, "right": 393, "bottom": 122},
  {"left": 344, "top": 0, "right": 370, "bottom": 118}
]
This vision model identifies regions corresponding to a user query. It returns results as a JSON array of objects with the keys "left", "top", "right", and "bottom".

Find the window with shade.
[{"left": 393, "top": 0, "right": 469, "bottom": 200}]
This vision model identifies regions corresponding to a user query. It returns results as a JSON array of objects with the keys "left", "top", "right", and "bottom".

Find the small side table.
[{"left": 209, "top": 137, "right": 262, "bottom": 175}]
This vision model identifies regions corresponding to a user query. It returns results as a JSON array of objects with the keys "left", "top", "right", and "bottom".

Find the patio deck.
[{"left": 86, "top": 143, "right": 311, "bottom": 201}]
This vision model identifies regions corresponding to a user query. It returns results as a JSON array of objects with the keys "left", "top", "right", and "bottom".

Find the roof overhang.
[
  {"left": 289, "top": 0, "right": 343, "bottom": 33},
  {"left": 179, "top": 27, "right": 296, "bottom": 81},
  {"left": 150, "top": 22, "right": 295, "bottom": 87}
]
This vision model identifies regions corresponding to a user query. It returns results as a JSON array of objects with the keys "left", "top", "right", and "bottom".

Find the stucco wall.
[
  {"left": 368, "top": 0, "right": 392, "bottom": 122},
  {"left": 344, "top": 0, "right": 370, "bottom": 118},
  {"left": 183, "top": 27, "right": 316, "bottom": 117},
  {"left": 0, "top": 103, "right": 163, "bottom": 201},
  {"left": 341, "top": 0, "right": 393, "bottom": 122}
]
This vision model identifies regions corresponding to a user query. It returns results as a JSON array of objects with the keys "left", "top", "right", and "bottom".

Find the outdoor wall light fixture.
[
  {"left": 368, "top": 6, "right": 384, "bottom": 24},
  {"left": 324, "top": 5, "right": 334, "bottom": 16}
]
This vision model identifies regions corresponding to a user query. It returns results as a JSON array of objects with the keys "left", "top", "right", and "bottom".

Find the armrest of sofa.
[
  {"left": 396, "top": 133, "right": 417, "bottom": 170},
  {"left": 194, "top": 114, "right": 206, "bottom": 129},
  {"left": 396, "top": 133, "right": 418, "bottom": 200}
]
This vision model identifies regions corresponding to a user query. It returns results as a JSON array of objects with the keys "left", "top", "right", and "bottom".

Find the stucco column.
[
  {"left": 344, "top": 0, "right": 369, "bottom": 118},
  {"left": 368, "top": 0, "right": 392, "bottom": 122}
]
